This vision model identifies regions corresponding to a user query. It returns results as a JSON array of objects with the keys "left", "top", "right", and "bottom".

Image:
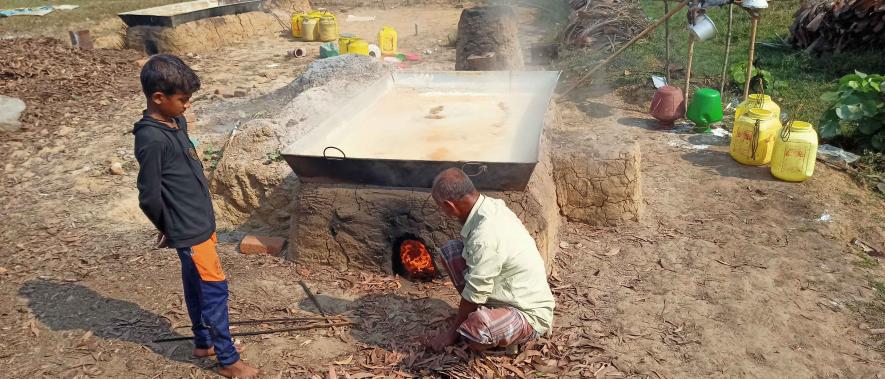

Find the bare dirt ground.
[{"left": 1, "top": 3, "right": 884, "bottom": 379}]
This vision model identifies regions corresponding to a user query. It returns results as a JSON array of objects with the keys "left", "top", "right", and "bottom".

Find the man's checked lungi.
[{"left": 439, "top": 240, "right": 539, "bottom": 347}]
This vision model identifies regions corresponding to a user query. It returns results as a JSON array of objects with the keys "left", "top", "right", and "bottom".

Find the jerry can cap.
[
  {"left": 789, "top": 121, "right": 813, "bottom": 131},
  {"left": 747, "top": 108, "right": 773, "bottom": 119}
]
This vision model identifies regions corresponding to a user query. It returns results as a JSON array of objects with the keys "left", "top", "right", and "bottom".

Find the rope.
[
  {"left": 780, "top": 119, "right": 793, "bottom": 142},
  {"left": 751, "top": 119, "right": 761, "bottom": 160}
]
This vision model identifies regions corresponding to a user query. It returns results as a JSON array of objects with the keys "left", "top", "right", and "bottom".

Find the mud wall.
[
  {"left": 125, "top": 12, "right": 285, "bottom": 55},
  {"left": 311, "top": 0, "right": 462, "bottom": 7},
  {"left": 550, "top": 129, "right": 643, "bottom": 226}
]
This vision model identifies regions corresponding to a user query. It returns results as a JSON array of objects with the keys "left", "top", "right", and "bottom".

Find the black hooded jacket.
[{"left": 133, "top": 112, "right": 215, "bottom": 248}]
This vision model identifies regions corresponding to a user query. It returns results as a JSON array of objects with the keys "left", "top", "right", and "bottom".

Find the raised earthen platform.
[{"left": 287, "top": 131, "right": 561, "bottom": 275}]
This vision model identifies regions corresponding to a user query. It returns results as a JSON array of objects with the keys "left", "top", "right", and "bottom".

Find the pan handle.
[
  {"left": 461, "top": 161, "right": 488, "bottom": 177},
  {"left": 323, "top": 146, "right": 346, "bottom": 161}
]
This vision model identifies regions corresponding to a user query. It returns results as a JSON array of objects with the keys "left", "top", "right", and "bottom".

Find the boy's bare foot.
[
  {"left": 192, "top": 344, "right": 244, "bottom": 358},
  {"left": 218, "top": 360, "right": 259, "bottom": 379}
]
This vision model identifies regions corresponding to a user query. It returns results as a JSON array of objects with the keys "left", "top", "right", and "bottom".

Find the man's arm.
[{"left": 135, "top": 140, "right": 167, "bottom": 234}]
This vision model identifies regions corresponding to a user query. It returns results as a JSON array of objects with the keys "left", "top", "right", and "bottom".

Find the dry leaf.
[
  {"left": 604, "top": 248, "right": 620, "bottom": 256},
  {"left": 28, "top": 319, "right": 39, "bottom": 337},
  {"left": 334, "top": 355, "right": 354, "bottom": 365}
]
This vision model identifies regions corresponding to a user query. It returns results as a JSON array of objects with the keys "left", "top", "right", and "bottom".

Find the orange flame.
[{"left": 400, "top": 240, "right": 437, "bottom": 279}]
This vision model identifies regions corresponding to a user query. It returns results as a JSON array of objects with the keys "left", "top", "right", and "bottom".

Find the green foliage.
[
  {"left": 856, "top": 255, "right": 881, "bottom": 269},
  {"left": 203, "top": 145, "right": 222, "bottom": 171},
  {"left": 729, "top": 63, "right": 787, "bottom": 93},
  {"left": 819, "top": 71, "right": 885, "bottom": 152},
  {"left": 265, "top": 150, "right": 283, "bottom": 164}
]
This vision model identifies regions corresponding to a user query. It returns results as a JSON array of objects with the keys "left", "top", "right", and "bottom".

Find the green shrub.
[{"left": 819, "top": 71, "right": 885, "bottom": 152}]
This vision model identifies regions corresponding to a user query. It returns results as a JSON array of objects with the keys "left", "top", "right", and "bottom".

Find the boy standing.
[{"left": 133, "top": 54, "right": 259, "bottom": 379}]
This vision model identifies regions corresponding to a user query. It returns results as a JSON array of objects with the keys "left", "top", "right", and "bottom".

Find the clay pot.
[{"left": 650, "top": 86, "right": 685, "bottom": 129}]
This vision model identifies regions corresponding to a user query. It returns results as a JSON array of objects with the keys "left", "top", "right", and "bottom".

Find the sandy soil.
[{"left": 1, "top": 4, "right": 884, "bottom": 379}]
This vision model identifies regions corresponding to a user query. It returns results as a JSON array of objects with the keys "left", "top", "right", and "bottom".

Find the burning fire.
[{"left": 399, "top": 240, "right": 437, "bottom": 279}]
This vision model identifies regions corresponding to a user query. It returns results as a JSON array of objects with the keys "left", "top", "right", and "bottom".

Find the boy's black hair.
[{"left": 139, "top": 54, "right": 201, "bottom": 97}]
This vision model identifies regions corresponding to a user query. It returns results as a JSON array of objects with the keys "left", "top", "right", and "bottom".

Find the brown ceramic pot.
[{"left": 650, "top": 86, "right": 685, "bottom": 129}]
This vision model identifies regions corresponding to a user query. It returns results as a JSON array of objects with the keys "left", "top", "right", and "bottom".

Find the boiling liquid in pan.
[{"left": 330, "top": 87, "right": 536, "bottom": 162}]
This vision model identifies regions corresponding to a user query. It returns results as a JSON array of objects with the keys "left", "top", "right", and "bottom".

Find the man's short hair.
[
  {"left": 139, "top": 54, "right": 201, "bottom": 97},
  {"left": 432, "top": 168, "right": 477, "bottom": 202}
]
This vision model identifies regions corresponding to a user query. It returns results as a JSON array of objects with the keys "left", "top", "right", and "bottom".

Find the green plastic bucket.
[{"left": 686, "top": 88, "right": 723, "bottom": 133}]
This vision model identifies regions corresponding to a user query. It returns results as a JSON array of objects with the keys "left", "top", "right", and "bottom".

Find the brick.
[{"left": 240, "top": 235, "right": 286, "bottom": 255}]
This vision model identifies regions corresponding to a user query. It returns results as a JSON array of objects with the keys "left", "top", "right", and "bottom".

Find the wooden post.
[
  {"left": 720, "top": 3, "right": 735, "bottom": 99},
  {"left": 684, "top": 34, "right": 695, "bottom": 103},
  {"left": 561, "top": 0, "right": 689, "bottom": 96},
  {"left": 743, "top": 15, "right": 760, "bottom": 101},
  {"left": 664, "top": 0, "right": 671, "bottom": 82}
]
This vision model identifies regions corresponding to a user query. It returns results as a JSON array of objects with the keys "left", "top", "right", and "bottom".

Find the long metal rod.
[
  {"left": 153, "top": 321, "right": 354, "bottom": 343},
  {"left": 175, "top": 316, "right": 348, "bottom": 329},
  {"left": 743, "top": 15, "right": 760, "bottom": 101},
  {"left": 664, "top": 0, "right": 671, "bottom": 82},
  {"left": 719, "top": 3, "right": 735, "bottom": 98},
  {"left": 298, "top": 280, "right": 344, "bottom": 339},
  {"left": 684, "top": 34, "right": 696, "bottom": 103},
  {"left": 561, "top": 0, "right": 689, "bottom": 96}
]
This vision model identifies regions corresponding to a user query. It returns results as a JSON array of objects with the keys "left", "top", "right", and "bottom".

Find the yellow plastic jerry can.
[
  {"left": 730, "top": 108, "right": 782, "bottom": 166},
  {"left": 735, "top": 94, "right": 781, "bottom": 121},
  {"left": 338, "top": 34, "right": 355, "bottom": 54},
  {"left": 770, "top": 121, "right": 818, "bottom": 182},
  {"left": 378, "top": 26, "right": 397, "bottom": 56},
  {"left": 347, "top": 39, "right": 370, "bottom": 55}
]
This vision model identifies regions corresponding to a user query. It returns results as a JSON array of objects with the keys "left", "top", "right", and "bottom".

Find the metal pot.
[
  {"left": 690, "top": 14, "right": 717, "bottom": 41},
  {"left": 741, "top": 0, "right": 769, "bottom": 9}
]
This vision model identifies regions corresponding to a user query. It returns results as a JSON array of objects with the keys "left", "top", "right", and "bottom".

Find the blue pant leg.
[
  {"left": 198, "top": 279, "right": 240, "bottom": 366},
  {"left": 177, "top": 248, "right": 212, "bottom": 349}
]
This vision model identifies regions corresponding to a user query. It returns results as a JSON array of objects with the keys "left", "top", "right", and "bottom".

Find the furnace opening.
[{"left": 392, "top": 234, "right": 438, "bottom": 282}]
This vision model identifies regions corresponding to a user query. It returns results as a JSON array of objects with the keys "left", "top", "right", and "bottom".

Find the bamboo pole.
[
  {"left": 664, "top": 0, "right": 671, "bottom": 82},
  {"left": 743, "top": 15, "right": 760, "bottom": 101},
  {"left": 684, "top": 34, "right": 696, "bottom": 103},
  {"left": 561, "top": 0, "right": 690, "bottom": 96},
  {"left": 719, "top": 3, "right": 735, "bottom": 100}
]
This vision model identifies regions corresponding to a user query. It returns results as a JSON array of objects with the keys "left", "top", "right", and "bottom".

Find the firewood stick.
[
  {"left": 743, "top": 15, "right": 760, "bottom": 101},
  {"left": 153, "top": 321, "right": 354, "bottom": 342},
  {"left": 560, "top": 0, "right": 690, "bottom": 96},
  {"left": 298, "top": 280, "right": 346, "bottom": 341},
  {"left": 684, "top": 34, "right": 696, "bottom": 103}
]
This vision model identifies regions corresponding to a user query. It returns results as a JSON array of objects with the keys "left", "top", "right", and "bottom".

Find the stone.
[
  {"left": 0, "top": 95, "right": 27, "bottom": 133},
  {"left": 57, "top": 126, "right": 74, "bottom": 136},
  {"left": 234, "top": 88, "right": 248, "bottom": 97},
  {"left": 240, "top": 235, "right": 287, "bottom": 255},
  {"left": 109, "top": 162, "right": 125, "bottom": 175},
  {"left": 550, "top": 129, "right": 643, "bottom": 226},
  {"left": 135, "top": 57, "right": 150, "bottom": 68}
]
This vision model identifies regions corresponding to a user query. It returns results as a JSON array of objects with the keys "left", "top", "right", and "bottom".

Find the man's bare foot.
[
  {"left": 218, "top": 360, "right": 259, "bottom": 379},
  {"left": 192, "top": 344, "right": 244, "bottom": 358}
]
